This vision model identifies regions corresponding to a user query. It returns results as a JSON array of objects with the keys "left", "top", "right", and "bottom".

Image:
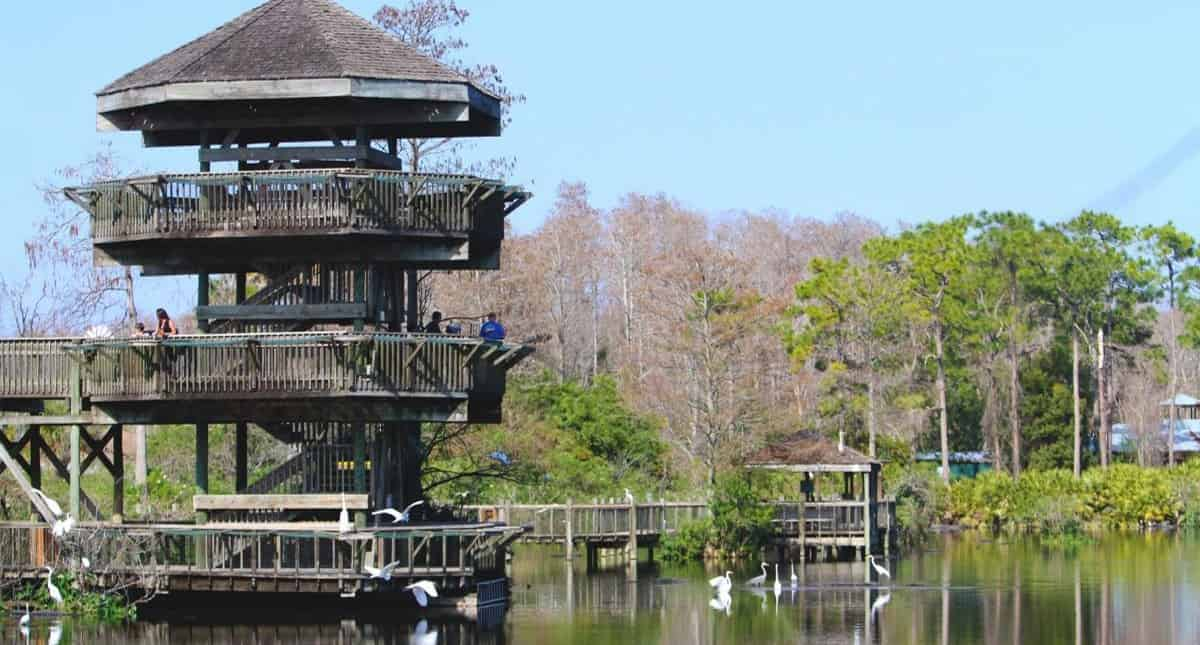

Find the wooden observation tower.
[{"left": 0, "top": 0, "right": 531, "bottom": 606}]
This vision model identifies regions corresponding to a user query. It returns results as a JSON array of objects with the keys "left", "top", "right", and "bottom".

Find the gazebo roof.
[
  {"left": 1161, "top": 394, "right": 1200, "bottom": 407},
  {"left": 95, "top": 0, "right": 503, "bottom": 145},
  {"left": 100, "top": 0, "right": 472, "bottom": 95},
  {"left": 744, "top": 431, "right": 879, "bottom": 473}
]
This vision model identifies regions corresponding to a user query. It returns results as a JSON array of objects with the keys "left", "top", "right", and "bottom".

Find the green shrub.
[
  {"left": 708, "top": 475, "right": 774, "bottom": 557},
  {"left": 659, "top": 518, "right": 712, "bottom": 562},
  {"left": 891, "top": 467, "right": 947, "bottom": 544}
]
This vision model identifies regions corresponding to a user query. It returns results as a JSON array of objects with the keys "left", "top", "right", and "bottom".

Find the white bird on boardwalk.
[
  {"left": 790, "top": 562, "right": 799, "bottom": 590},
  {"left": 405, "top": 580, "right": 439, "bottom": 608},
  {"left": 746, "top": 562, "right": 768, "bottom": 587},
  {"left": 45, "top": 567, "right": 63, "bottom": 606},
  {"left": 410, "top": 618, "right": 438, "bottom": 645},
  {"left": 19, "top": 603, "right": 30, "bottom": 626},
  {"left": 624, "top": 488, "right": 635, "bottom": 504},
  {"left": 337, "top": 494, "right": 353, "bottom": 535},
  {"left": 51, "top": 515, "right": 74, "bottom": 538},
  {"left": 32, "top": 489, "right": 64, "bottom": 519},
  {"left": 364, "top": 560, "right": 402, "bottom": 581},
  {"left": 372, "top": 500, "right": 425, "bottom": 524},
  {"left": 866, "top": 555, "right": 891, "bottom": 582},
  {"left": 708, "top": 571, "right": 733, "bottom": 595},
  {"left": 773, "top": 563, "right": 782, "bottom": 597}
]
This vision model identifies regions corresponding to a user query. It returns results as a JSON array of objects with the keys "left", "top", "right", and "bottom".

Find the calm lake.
[{"left": 10, "top": 533, "right": 1198, "bottom": 644}]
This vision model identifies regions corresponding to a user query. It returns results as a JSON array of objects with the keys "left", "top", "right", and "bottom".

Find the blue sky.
[{"left": 2, "top": 1, "right": 1200, "bottom": 317}]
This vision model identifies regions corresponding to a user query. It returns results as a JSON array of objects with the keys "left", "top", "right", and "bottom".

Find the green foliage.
[
  {"left": 10, "top": 570, "right": 137, "bottom": 623},
  {"left": 659, "top": 518, "right": 713, "bottom": 562},
  {"left": 891, "top": 466, "right": 948, "bottom": 544},
  {"left": 708, "top": 475, "right": 775, "bottom": 557}
]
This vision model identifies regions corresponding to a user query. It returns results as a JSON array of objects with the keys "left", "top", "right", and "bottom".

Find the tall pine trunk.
[
  {"left": 867, "top": 377, "right": 877, "bottom": 458},
  {"left": 1098, "top": 329, "right": 1108, "bottom": 468},
  {"left": 1008, "top": 272, "right": 1021, "bottom": 477},
  {"left": 935, "top": 318, "right": 950, "bottom": 483},
  {"left": 1072, "top": 329, "right": 1081, "bottom": 478}
]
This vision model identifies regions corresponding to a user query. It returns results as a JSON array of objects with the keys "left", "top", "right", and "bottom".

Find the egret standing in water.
[
  {"left": 708, "top": 571, "right": 732, "bottom": 595},
  {"left": 45, "top": 567, "right": 63, "bottom": 606},
  {"left": 866, "top": 555, "right": 891, "bottom": 582},
  {"left": 372, "top": 500, "right": 424, "bottom": 523},
  {"left": 746, "top": 562, "right": 768, "bottom": 586}
]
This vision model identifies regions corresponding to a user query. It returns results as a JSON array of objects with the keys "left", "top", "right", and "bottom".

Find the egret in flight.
[
  {"left": 45, "top": 567, "right": 63, "bottom": 606},
  {"left": 708, "top": 571, "right": 733, "bottom": 595},
  {"left": 866, "top": 555, "right": 891, "bottom": 582},
  {"left": 364, "top": 560, "right": 402, "bottom": 581},
  {"left": 372, "top": 500, "right": 425, "bottom": 524},
  {"left": 405, "top": 580, "right": 439, "bottom": 607},
  {"left": 746, "top": 562, "right": 768, "bottom": 586}
]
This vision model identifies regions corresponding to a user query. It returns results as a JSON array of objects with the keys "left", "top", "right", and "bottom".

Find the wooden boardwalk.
[{"left": 0, "top": 520, "right": 520, "bottom": 598}]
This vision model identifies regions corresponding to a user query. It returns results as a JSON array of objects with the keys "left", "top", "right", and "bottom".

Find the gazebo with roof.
[{"left": 745, "top": 431, "right": 889, "bottom": 561}]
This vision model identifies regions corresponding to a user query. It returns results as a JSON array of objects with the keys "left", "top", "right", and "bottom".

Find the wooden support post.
[
  {"left": 69, "top": 425, "right": 81, "bottom": 519},
  {"left": 405, "top": 270, "right": 419, "bottom": 331},
  {"left": 28, "top": 426, "right": 40, "bottom": 519},
  {"left": 197, "top": 273, "right": 210, "bottom": 332},
  {"left": 863, "top": 471, "right": 872, "bottom": 559},
  {"left": 195, "top": 424, "right": 209, "bottom": 496},
  {"left": 627, "top": 498, "right": 638, "bottom": 581},
  {"left": 235, "top": 422, "right": 248, "bottom": 493},
  {"left": 353, "top": 423, "right": 367, "bottom": 527},
  {"left": 0, "top": 431, "right": 58, "bottom": 525},
  {"left": 355, "top": 126, "right": 369, "bottom": 169},
  {"left": 565, "top": 499, "right": 574, "bottom": 560},
  {"left": 112, "top": 425, "right": 124, "bottom": 523},
  {"left": 235, "top": 273, "right": 247, "bottom": 304}
]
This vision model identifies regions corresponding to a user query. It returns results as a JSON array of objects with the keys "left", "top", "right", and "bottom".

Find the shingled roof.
[
  {"left": 744, "top": 431, "right": 878, "bottom": 471},
  {"left": 100, "top": 0, "right": 473, "bottom": 96}
]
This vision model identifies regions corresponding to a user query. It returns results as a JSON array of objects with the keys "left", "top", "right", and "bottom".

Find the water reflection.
[{"left": 8, "top": 533, "right": 1200, "bottom": 644}]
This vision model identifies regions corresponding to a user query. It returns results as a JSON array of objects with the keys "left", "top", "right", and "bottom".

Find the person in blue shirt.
[{"left": 479, "top": 312, "right": 506, "bottom": 342}]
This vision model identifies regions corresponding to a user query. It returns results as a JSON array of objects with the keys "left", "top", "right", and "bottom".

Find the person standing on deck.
[
  {"left": 154, "top": 309, "right": 178, "bottom": 338},
  {"left": 479, "top": 312, "right": 506, "bottom": 342},
  {"left": 423, "top": 311, "right": 443, "bottom": 334}
]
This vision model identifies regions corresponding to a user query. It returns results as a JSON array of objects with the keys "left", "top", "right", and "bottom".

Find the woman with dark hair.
[{"left": 155, "top": 308, "right": 178, "bottom": 338}]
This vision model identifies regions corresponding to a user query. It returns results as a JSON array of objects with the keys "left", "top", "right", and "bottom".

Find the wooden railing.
[
  {"left": 0, "top": 521, "right": 517, "bottom": 588},
  {"left": 0, "top": 333, "right": 529, "bottom": 401},
  {"left": 469, "top": 502, "right": 710, "bottom": 541},
  {"left": 65, "top": 169, "right": 528, "bottom": 243}
]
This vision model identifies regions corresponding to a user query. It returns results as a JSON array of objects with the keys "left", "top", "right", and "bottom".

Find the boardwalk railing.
[
  {"left": 0, "top": 521, "right": 519, "bottom": 593},
  {"left": 65, "top": 170, "right": 529, "bottom": 243},
  {"left": 471, "top": 500, "right": 896, "bottom": 544},
  {"left": 0, "top": 333, "right": 530, "bottom": 401}
]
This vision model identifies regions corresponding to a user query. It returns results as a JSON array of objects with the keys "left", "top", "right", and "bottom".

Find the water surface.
[{"left": 10, "top": 533, "right": 1199, "bottom": 644}]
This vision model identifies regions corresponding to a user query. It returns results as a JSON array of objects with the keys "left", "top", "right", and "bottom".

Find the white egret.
[
  {"left": 746, "top": 562, "right": 768, "bottom": 586},
  {"left": 773, "top": 563, "right": 782, "bottom": 597},
  {"left": 866, "top": 555, "right": 891, "bottom": 582},
  {"left": 45, "top": 567, "right": 63, "bottom": 606},
  {"left": 708, "top": 571, "right": 733, "bottom": 595},
  {"left": 405, "top": 580, "right": 439, "bottom": 608},
  {"left": 51, "top": 515, "right": 75, "bottom": 538},
  {"left": 338, "top": 494, "right": 352, "bottom": 534},
  {"left": 372, "top": 500, "right": 425, "bottom": 524},
  {"left": 364, "top": 560, "right": 402, "bottom": 581},
  {"left": 624, "top": 488, "right": 635, "bottom": 504},
  {"left": 410, "top": 618, "right": 438, "bottom": 645},
  {"left": 81, "top": 557, "right": 91, "bottom": 570},
  {"left": 32, "top": 489, "right": 64, "bottom": 519},
  {"left": 871, "top": 591, "right": 891, "bottom": 618},
  {"left": 19, "top": 603, "right": 30, "bottom": 626}
]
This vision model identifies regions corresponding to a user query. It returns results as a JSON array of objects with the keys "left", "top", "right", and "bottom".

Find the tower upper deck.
[{"left": 98, "top": 0, "right": 503, "bottom": 146}]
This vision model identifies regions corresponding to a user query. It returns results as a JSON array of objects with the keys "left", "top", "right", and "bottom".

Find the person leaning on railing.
[{"left": 479, "top": 312, "right": 506, "bottom": 342}]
